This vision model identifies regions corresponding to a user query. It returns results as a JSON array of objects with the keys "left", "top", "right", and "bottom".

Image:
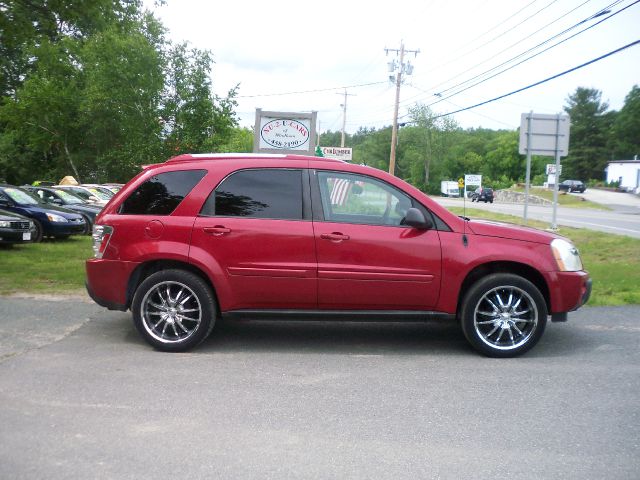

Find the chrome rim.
[
  {"left": 140, "top": 281, "right": 202, "bottom": 344},
  {"left": 473, "top": 285, "right": 538, "bottom": 351}
]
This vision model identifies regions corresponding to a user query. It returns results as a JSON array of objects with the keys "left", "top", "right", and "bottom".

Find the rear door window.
[
  {"left": 200, "top": 169, "right": 303, "bottom": 220},
  {"left": 120, "top": 170, "right": 206, "bottom": 215}
]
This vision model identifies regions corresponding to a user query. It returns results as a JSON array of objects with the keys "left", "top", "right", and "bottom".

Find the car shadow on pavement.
[
  {"left": 200, "top": 319, "right": 472, "bottom": 356},
  {"left": 110, "top": 312, "right": 613, "bottom": 358}
]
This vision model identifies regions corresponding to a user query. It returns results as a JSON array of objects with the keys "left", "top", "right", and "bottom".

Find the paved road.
[
  {"left": 433, "top": 189, "right": 640, "bottom": 238},
  {"left": 1, "top": 296, "right": 639, "bottom": 479}
]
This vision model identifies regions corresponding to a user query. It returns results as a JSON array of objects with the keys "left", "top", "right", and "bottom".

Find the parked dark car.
[
  {"left": 0, "top": 209, "right": 33, "bottom": 245},
  {"left": 86, "top": 153, "right": 591, "bottom": 358},
  {"left": 471, "top": 187, "right": 494, "bottom": 203},
  {"left": 0, "top": 185, "right": 86, "bottom": 242},
  {"left": 24, "top": 186, "right": 102, "bottom": 234},
  {"left": 558, "top": 180, "right": 586, "bottom": 193}
]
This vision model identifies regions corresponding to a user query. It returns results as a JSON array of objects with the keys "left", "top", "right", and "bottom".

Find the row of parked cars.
[{"left": 0, "top": 183, "right": 122, "bottom": 245}]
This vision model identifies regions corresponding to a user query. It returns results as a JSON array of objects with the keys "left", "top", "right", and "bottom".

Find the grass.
[
  {"left": 1, "top": 215, "right": 639, "bottom": 306},
  {"left": 507, "top": 186, "right": 609, "bottom": 210},
  {"left": 450, "top": 207, "right": 640, "bottom": 306},
  {"left": 0, "top": 236, "right": 92, "bottom": 294}
]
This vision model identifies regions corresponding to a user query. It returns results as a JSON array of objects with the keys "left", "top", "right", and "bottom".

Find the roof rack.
[{"left": 164, "top": 153, "right": 345, "bottom": 163}]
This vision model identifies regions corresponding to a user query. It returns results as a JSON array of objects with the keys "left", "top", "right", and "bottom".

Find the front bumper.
[
  {"left": 45, "top": 219, "right": 86, "bottom": 236},
  {"left": 548, "top": 272, "right": 592, "bottom": 322},
  {"left": 0, "top": 228, "right": 32, "bottom": 244}
]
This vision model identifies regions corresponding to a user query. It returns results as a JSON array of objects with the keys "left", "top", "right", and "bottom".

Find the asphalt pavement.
[{"left": 1, "top": 296, "right": 639, "bottom": 479}]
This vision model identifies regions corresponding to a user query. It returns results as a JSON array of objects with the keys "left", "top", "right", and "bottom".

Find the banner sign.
[{"left": 320, "top": 147, "right": 352, "bottom": 161}]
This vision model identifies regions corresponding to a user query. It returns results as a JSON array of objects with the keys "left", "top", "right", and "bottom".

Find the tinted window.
[
  {"left": 120, "top": 170, "right": 206, "bottom": 215},
  {"left": 201, "top": 169, "right": 303, "bottom": 220},
  {"left": 317, "top": 171, "right": 412, "bottom": 226}
]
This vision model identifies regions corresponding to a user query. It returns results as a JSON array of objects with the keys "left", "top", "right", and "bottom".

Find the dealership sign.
[
  {"left": 260, "top": 118, "right": 310, "bottom": 150},
  {"left": 254, "top": 109, "right": 318, "bottom": 154}
]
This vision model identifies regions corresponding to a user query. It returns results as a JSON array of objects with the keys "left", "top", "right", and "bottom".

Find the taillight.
[{"left": 92, "top": 225, "right": 113, "bottom": 258}]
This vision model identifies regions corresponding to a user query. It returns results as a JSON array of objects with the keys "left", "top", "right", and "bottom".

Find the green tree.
[
  {"left": 610, "top": 85, "right": 640, "bottom": 159},
  {"left": 563, "top": 87, "right": 613, "bottom": 180}
]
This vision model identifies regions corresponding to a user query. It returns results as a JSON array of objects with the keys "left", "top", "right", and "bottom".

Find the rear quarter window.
[{"left": 120, "top": 170, "right": 206, "bottom": 215}]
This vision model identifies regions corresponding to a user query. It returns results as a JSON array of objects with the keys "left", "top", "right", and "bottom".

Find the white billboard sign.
[
  {"left": 259, "top": 117, "right": 311, "bottom": 151},
  {"left": 253, "top": 109, "right": 318, "bottom": 154},
  {"left": 464, "top": 174, "right": 482, "bottom": 186},
  {"left": 320, "top": 147, "right": 352, "bottom": 161},
  {"left": 519, "top": 113, "right": 570, "bottom": 157}
]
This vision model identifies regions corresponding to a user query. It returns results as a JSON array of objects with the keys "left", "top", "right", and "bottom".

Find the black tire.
[
  {"left": 132, "top": 269, "right": 217, "bottom": 352},
  {"left": 81, "top": 215, "right": 93, "bottom": 235},
  {"left": 31, "top": 220, "right": 43, "bottom": 243},
  {"left": 460, "top": 273, "right": 547, "bottom": 357}
]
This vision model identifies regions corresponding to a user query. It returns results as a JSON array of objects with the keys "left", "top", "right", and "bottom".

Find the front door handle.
[
  {"left": 320, "top": 232, "right": 350, "bottom": 241},
  {"left": 203, "top": 226, "right": 231, "bottom": 236}
]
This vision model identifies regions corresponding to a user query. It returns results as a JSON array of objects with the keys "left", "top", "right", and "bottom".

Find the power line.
[
  {"left": 432, "top": 0, "right": 560, "bottom": 73},
  {"left": 428, "top": 0, "right": 540, "bottom": 72},
  {"left": 433, "top": 39, "right": 640, "bottom": 119},
  {"left": 235, "top": 80, "right": 386, "bottom": 98},
  {"left": 401, "top": 0, "right": 631, "bottom": 112},
  {"left": 420, "top": 0, "right": 594, "bottom": 98},
  {"left": 423, "top": 0, "right": 638, "bottom": 109}
]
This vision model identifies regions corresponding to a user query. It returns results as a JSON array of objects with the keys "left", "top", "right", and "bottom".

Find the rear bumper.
[
  {"left": 85, "top": 258, "right": 139, "bottom": 310},
  {"left": 85, "top": 280, "right": 127, "bottom": 311}
]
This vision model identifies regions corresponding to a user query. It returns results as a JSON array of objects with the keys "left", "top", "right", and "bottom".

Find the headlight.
[
  {"left": 0, "top": 220, "right": 9, "bottom": 228},
  {"left": 46, "top": 213, "right": 68, "bottom": 223},
  {"left": 551, "top": 238, "right": 583, "bottom": 272}
]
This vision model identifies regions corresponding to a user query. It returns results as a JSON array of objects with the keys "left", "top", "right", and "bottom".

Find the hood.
[
  {"left": 467, "top": 219, "right": 560, "bottom": 244},
  {"left": 18, "top": 203, "right": 83, "bottom": 219},
  {"left": 0, "top": 209, "right": 31, "bottom": 221}
]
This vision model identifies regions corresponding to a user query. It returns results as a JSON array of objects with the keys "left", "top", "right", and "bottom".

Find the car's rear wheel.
[
  {"left": 132, "top": 269, "right": 217, "bottom": 352},
  {"left": 460, "top": 273, "right": 547, "bottom": 357}
]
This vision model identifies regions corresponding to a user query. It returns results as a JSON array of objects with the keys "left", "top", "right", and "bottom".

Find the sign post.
[{"left": 519, "top": 113, "right": 570, "bottom": 230}]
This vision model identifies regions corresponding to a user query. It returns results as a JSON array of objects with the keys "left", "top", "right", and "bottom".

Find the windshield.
[
  {"left": 86, "top": 188, "right": 111, "bottom": 200},
  {"left": 4, "top": 187, "right": 40, "bottom": 205},
  {"left": 63, "top": 187, "right": 92, "bottom": 200},
  {"left": 55, "top": 189, "right": 84, "bottom": 204}
]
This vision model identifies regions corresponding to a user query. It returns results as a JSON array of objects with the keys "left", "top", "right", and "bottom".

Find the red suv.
[{"left": 86, "top": 154, "right": 591, "bottom": 357}]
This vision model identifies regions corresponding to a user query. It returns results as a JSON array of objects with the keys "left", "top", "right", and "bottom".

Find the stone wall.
[{"left": 494, "top": 190, "right": 552, "bottom": 205}]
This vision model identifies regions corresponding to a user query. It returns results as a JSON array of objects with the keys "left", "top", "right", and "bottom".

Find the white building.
[{"left": 605, "top": 157, "right": 640, "bottom": 194}]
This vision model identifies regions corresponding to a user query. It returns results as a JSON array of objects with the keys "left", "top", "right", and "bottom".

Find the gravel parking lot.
[{"left": 1, "top": 297, "right": 639, "bottom": 479}]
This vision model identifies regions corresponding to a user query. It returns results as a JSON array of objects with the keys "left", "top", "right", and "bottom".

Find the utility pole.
[
  {"left": 385, "top": 41, "right": 419, "bottom": 176},
  {"left": 337, "top": 89, "right": 355, "bottom": 147}
]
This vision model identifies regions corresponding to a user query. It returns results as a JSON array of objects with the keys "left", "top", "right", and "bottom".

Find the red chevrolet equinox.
[{"left": 86, "top": 153, "right": 591, "bottom": 357}]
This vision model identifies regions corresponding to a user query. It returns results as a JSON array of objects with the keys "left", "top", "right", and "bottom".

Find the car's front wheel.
[
  {"left": 132, "top": 269, "right": 217, "bottom": 352},
  {"left": 460, "top": 273, "right": 547, "bottom": 357},
  {"left": 31, "top": 220, "right": 43, "bottom": 243}
]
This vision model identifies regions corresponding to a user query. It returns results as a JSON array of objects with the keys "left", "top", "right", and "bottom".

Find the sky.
[{"left": 143, "top": 0, "right": 640, "bottom": 137}]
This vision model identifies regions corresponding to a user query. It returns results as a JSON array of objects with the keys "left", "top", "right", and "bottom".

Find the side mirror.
[
  {"left": 0, "top": 197, "right": 11, "bottom": 207},
  {"left": 52, "top": 198, "right": 63, "bottom": 205},
  {"left": 403, "top": 207, "right": 433, "bottom": 229}
]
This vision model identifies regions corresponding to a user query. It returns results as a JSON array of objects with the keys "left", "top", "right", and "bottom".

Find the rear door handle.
[
  {"left": 203, "top": 226, "right": 231, "bottom": 236},
  {"left": 320, "top": 232, "right": 350, "bottom": 241}
]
